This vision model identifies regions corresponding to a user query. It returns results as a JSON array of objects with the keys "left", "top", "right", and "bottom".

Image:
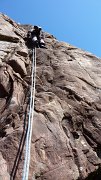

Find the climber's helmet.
[
  {"left": 38, "top": 26, "right": 42, "bottom": 30},
  {"left": 34, "top": 26, "right": 42, "bottom": 31}
]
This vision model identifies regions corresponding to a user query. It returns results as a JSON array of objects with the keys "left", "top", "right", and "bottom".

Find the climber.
[{"left": 27, "top": 26, "right": 46, "bottom": 48}]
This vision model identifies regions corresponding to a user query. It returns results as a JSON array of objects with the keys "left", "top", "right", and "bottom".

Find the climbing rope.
[{"left": 22, "top": 47, "right": 36, "bottom": 180}]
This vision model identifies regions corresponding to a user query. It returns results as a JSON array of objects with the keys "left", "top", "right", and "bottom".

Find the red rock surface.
[{"left": 0, "top": 13, "right": 101, "bottom": 180}]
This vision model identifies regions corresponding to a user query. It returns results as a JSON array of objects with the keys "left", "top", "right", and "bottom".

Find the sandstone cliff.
[{"left": 0, "top": 13, "right": 101, "bottom": 180}]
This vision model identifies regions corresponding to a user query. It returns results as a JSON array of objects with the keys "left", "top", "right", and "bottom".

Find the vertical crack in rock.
[{"left": 0, "top": 13, "right": 101, "bottom": 180}]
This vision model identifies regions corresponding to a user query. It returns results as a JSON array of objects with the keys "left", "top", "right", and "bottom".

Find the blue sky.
[{"left": 0, "top": 0, "right": 101, "bottom": 57}]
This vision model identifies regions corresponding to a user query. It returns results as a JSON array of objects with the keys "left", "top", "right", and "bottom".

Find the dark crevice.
[
  {"left": 0, "top": 130, "right": 6, "bottom": 138},
  {"left": 77, "top": 76, "right": 101, "bottom": 91},
  {"left": 13, "top": 30, "right": 24, "bottom": 38},
  {"left": 85, "top": 54, "right": 99, "bottom": 60},
  {"left": 10, "top": 89, "right": 30, "bottom": 179},
  {"left": 85, "top": 167, "right": 101, "bottom": 180},
  {"left": 83, "top": 133, "right": 96, "bottom": 148},
  {"left": 0, "top": 34, "right": 19, "bottom": 43},
  {"left": 83, "top": 125, "right": 101, "bottom": 160},
  {"left": 95, "top": 145, "right": 101, "bottom": 159},
  {"left": 77, "top": 77, "right": 95, "bottom": 88},
  {"left": 62, "top": 114, "right": 80, "bottom": 141},
  {"left": 62, "top": 113, "right": 73, "bottom": 129},
  {"left": 1, "top": 77, "right": 13, "bottom": 114},
  {"left": 0, "top": 84, "right": 9, "bottom": 98},
  {"left": 72, "top": 131, "right": 80, "bottom": 139},
  {"left": 69, "top": 54, "right": 76, "bottom": 60},
  {"left": 7, "top": 60, "right": 25, "bottom": 77},
  {"left": 62, "top": 126, "right": 69, "bottom": 138},
  {"left": 67, "top": 47, "right": 77, "bottom": 50},
  {"left": 58, "top": 86, "right": 82, "bottom": 102},
  {"left": 82, "top": 124, "right": 98, "bottom": 146}
]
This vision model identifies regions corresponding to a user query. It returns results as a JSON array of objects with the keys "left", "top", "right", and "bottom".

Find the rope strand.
[{"left": 22, "top": 47, "right": 36, "bottom": 180}]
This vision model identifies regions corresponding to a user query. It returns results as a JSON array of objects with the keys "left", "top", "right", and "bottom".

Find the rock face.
[{"left": 0, "top": 13, "right": 101, "bottom": 180}]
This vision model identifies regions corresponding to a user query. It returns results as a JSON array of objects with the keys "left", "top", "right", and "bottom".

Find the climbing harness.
[{"left": 22, "top": 47, "right": 36, "bottom": 180}]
